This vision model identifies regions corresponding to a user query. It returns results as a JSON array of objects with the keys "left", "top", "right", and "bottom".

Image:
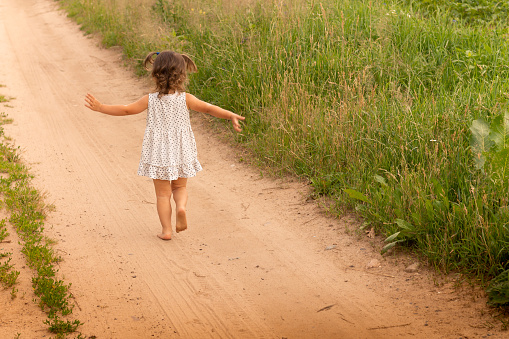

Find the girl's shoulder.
[
  {"left": 150, "top": 91, "right": 187, "bottom": 98},
  {"left": 174, "top": 92, "right": 188, "bottom": 103},
  {"left": 149, "top": 92, "right": 188, "bottom": 109}
]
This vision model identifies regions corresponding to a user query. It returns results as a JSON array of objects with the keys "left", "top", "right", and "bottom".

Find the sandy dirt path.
[{"left": 0, "top": 0, "right": 505, "bottom": 338}]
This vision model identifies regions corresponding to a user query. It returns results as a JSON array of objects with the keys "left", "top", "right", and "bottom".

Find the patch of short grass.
[{"left": 0, "top": 99, "right": 81, "bottom": 336}]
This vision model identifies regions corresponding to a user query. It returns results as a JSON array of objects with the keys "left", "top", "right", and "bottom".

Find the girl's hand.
[
  {"left": 85, "top": 93, "right": 102, "bottom": 112},
  {"left": 230, "top": 113, "right": 245, "bottom": 132},
  {"left": 84, "top": 94, "right": 148, "bottom": 116},
  {"left": 186, "top": 93, "right": 245, "bottom": 130}
]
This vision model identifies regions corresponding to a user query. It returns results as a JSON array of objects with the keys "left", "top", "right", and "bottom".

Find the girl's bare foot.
[
  {"left": 157, "top": 232, "right": 172, "bottom": 240},
  {"left": 176, "top": 208, "right": 187, "bottom": 233}
]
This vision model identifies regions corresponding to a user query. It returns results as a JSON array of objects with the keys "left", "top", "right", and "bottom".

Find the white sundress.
[{"left": 137, "top": 92, "right": 202, "bottom": 180}]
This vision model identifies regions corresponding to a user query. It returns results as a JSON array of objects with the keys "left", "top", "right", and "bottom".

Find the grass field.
[{"left": 57, "top": 0, "right": 509, "bottom": 300}]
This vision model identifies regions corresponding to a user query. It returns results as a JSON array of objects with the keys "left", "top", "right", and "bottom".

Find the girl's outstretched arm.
[
  {"left": 186, "top": 93, "right": 245, "bottom": 132},
  {"left": 85, "top": 93, "right": 149, "bottom": 116}
]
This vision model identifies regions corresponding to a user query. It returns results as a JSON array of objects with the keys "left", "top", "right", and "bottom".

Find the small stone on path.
[
  {"left": 405, "top": 263, "right": 420, "bottom": 273},
  {"left": 366, "top": 259, "right": 381, "bottom": 269}
]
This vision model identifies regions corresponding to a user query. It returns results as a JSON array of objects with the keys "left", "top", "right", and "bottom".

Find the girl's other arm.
[
  {"left": 186, "top": 93, "right": 245, "bottom": 132},
  {"left": 85, "top": 93, "right": 149, "bottom": 116}
]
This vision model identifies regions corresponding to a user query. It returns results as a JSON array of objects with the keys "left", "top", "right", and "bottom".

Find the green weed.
[
  {"left": 0, "top": 112, "right": 13, "bottom": 124},
  {"left": 11, "top": 287, "right": 18, "bottom": 299},
  {"left": 0, "top": 219, "right": 9, "bottom": 241},
  {"left": 33, "top": 276, "right": 73, "bottom": 317},
  {"left": 44, "top": 314, "right": 81, "bottom": 334},
  {"left": 0, "top": 257, "right": 20, "bottom": 287},
  {"left": 470, "top": 110, "right": 509, "bottom": 184},
  {"left": 487, "top": 269, "right": 509, "bottom": 306}
]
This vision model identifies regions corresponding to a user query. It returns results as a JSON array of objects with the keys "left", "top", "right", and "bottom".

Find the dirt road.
[{"left": 0, "top": 0, "right": 505, "bottom": 338}]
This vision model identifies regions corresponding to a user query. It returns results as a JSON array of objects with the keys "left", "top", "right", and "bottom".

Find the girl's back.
[
  {"left": 139, "top": 91, "right": 200, "bottom": 178},
  {"left": 147, "top": 92, "right": 190, "bottom": 132}
]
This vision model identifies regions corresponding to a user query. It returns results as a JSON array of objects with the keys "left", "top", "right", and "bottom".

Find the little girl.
[{"left": 85, "top": 50, "right": 245, "bottom": 240}]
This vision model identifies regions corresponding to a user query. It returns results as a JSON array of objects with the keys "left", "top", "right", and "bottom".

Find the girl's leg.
[
  {"left": 171, "top": 177, "right": 188, "bottom": 232},
  {"left": 153, "top": 179, "right": 173, "bottom": 240}
]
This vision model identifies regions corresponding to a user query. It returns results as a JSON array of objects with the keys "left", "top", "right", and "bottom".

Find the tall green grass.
[
  {"left": 57, "top": 0, "right": 509, "bottom": 280},
  {"left": 405, "top": 0, "right": 509, "bottom": 24}
]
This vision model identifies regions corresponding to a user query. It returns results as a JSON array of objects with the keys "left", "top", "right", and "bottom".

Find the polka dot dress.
[{"left": 137, "top": 92, "right": 202, "bottom": 180}]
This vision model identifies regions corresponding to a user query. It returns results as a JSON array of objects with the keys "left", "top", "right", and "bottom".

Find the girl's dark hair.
[{"left": 143, "top": 51, "right": 197, "bottom": 97}]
